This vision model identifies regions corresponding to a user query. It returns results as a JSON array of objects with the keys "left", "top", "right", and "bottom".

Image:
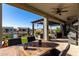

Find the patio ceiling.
[{"left": 8, "top": 3, "right": 79, "bottom": 24}]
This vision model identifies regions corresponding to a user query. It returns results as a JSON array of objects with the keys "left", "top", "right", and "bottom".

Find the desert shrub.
[
  {"left": 55, "top": 27, "right": 61, "bottom": 33},
  {"left": 35, "top": 30, "right": 42, "bottom": 36}
]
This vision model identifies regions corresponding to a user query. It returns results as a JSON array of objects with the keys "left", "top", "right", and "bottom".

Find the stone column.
[
  {"left": 60, "top": 24, "right": 64, "bottom": 38},
  {"left": 62, "top": 24, "right": 68, "bottom": 37},
  {"left": 27, "top": 28, "right": 30, "bottom": 36},
  {"left": 43, "top": 18, "right": 49, "bottom": 41},
  {"left": 0, "top": 4, "right": 2, "bottom": 41},
  {"left": 32, "top": 23, "right": 34, "bottom": 36}
]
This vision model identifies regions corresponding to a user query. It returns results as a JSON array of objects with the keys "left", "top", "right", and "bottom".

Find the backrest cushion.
[
  {"left": 28, "top": 36, "right": 36, "bottom": 42},
  {"left": 8, "top": 38, "right": 21, "bottom": 46}
]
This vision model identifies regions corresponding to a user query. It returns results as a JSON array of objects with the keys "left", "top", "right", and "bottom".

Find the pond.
[{"left": 13, "top": 34, "right": 18, "bottom": 38}]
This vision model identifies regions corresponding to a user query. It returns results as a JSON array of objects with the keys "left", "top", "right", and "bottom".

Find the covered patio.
[
  {"left": 31, "top": 18, "right": 64, "bottom": 40},
  {"left": 7, "top": 3, "right": 78, "bottom": 43},
  {"left": 0, "top": 3, "right": 79, "bottom": 56}
]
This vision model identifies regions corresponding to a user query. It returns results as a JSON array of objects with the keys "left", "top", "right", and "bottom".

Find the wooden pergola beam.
[
  {"left": 31, "top": 19, "right": 43, "bottom": 23},
  {"left": 31, "top": 18, "right": 59, "bottom": 25},
  {"left": 7, "top": 3, "right": 65, "bottom": 24}
]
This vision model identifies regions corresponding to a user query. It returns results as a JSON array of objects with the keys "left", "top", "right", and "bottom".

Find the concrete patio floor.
[{"left": 0, "top": 39, "right": 79, "bottom": 56}]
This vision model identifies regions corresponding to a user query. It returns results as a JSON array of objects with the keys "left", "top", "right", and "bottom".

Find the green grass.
[{"left": 3, "top": 34, "right": 13, "bottom": 39}]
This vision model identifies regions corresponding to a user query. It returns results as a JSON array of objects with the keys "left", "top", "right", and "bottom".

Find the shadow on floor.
[
  {"left": 18, "top": 41, "right": 59, "bottom": 48},
  {"left": 42, "top": 48, "right": 61, "bottom": 56},
  {"left": 50, "top": 39, "right": 68, "bottom": 43},
  {"left": 42, "top": 49, "right": 72, "bottom": 56}
]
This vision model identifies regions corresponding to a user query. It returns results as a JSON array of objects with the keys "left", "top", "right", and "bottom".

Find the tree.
[
  {"left": 55, "top": 27, "right": 61, "bottom": 33},
  {"left": 35, "top": 30, "right": 42, "bottom": 36}
]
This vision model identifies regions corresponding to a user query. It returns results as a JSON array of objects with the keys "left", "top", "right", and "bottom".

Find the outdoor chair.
[
  {"left": 8, "top": 36, "right": 36, "bottom": 46},
  {"left": 27, "top": 36, "right": 36, "bottom": 42},
  {"left": 44, "top": 44, "right": 70, "bottom": 56},
  {"left": 59, "top": 44, "right": 70, "bottom": 56},
  {"left": 8, "top": 38, "right": 22, "bottom": 46}
]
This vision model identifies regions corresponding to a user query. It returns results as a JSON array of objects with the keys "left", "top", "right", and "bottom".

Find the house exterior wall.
[
  {"left": 17, "top": 27, "right": 32, "bottom": 36},
  {"left": 3, "top": 27, "right": 14, "bottom": 34},
  {"left": 17, "top": 27, "right": 29, "bottom": 33}
]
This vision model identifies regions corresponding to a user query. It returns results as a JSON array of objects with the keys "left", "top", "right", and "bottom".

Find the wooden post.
[{"left": 32, "top": 23, "right": 34, "bottom": 36}]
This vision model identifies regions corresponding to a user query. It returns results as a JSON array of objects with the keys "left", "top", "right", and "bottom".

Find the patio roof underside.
[
  {"left": 8, "top": 3, "right": 79, "bottom": 25},
  {"left": 32, "top": 19, "right": 60, "bottom": 26}
]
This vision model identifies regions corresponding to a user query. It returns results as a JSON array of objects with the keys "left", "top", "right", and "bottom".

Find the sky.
[
  {"left": 2, "top": 4, "right": 43, "bottom": 29},
  {"left": 2, "top": 3, "right": 59, "bottom": 29}
]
